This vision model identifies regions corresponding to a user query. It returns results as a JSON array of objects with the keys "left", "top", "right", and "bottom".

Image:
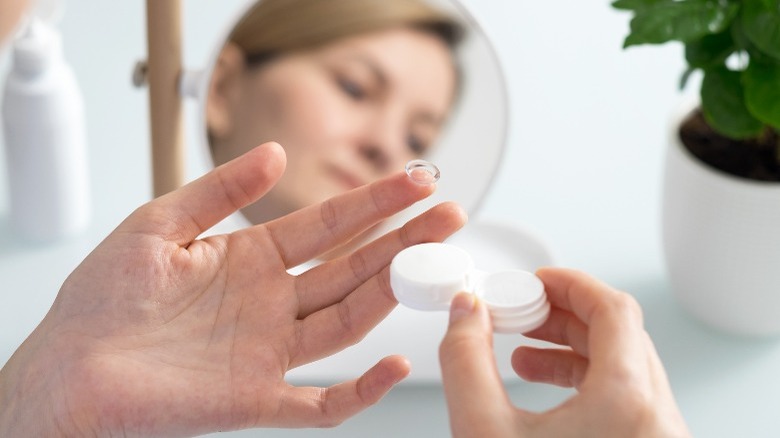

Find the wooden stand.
[{"left": 145, "top": 0, "right": 184, "bottom": 197}]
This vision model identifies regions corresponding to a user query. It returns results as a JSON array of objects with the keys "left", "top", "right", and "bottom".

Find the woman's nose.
[
  {"left": 357, "top": 111, "right": 406, "bottom": 173},
  {"left": 358, "top": 143, "right": 391, "bottom": 172}
]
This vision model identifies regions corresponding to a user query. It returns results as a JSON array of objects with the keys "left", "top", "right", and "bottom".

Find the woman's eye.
[
  {"left": 407, "top": 134, "right": 428, "bottom": 155},
  {"left": 338, "top": 77, "right": 366, "bottom": 100}
]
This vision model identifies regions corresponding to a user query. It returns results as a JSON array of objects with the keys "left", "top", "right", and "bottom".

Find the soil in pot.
[{"left": 679, "top": 109, "right": 780, "bottom": 182}]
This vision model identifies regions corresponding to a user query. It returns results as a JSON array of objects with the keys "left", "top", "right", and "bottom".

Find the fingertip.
[
  {"left": 395, "top": 169, "right": 437, "bottom": 198},
  {"left": 126, "top": 142, "right": 288, "bottom": 243},
  {"left": 264, "top": 140, "right": 286, "bottom": 161},
  {"left": 534, "top": 266, "right": 554, "bottom": 277},
  {"left": 449, "top": 292, "right": 478, "bottom": 326},
  {"left": 248, "top": 141, "right": 287, "bottom": 180},
  {"left": 439, "top": 201, "right": 469, "bottom": 229},
  {"left": 210, "top": 142, "right": 285, "bottom": 214},
  {"left": 382, "top": 355, "right": 412, "bottom": 384},
  {"left": 221, "top": 141, "right": 287, "bottom": 204},
  {"left": 510, "top": 346, "right": 534, "bottom": 380},
  {"left": 360, "top": 356, "right": 412, "bottom": 406},
  {"left": 535, "top": 266, "right": 570, "bottom": 282},
  {"left": 399, "top": 201, "right": 468, "bottom": 247},
  {"left": 536, "top": 266, "right": 597, "bottom": 287},
  {"left": 445, "top": 293, "right": 493, "bottom": 338}
]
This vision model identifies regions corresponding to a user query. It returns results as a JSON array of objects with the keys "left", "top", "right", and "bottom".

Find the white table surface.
[{"left": 2, "top": 1, "right": 779, "bottom": 437}]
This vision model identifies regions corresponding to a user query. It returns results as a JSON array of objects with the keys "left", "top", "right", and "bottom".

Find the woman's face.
[{"left": 208, "top": 27, "right": 457, "bottom": 223}]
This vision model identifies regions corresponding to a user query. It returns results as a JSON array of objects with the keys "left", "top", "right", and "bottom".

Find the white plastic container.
[
  {"left": 391, "top": 242, "right": 551, "bottom": 334},
  {"left": 2, "top": 18, "right": 90, "bottom": 241}
]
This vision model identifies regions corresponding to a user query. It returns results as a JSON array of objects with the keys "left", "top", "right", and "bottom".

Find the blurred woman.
[{"left": 206, "top": 0, "right": 464, "bottom": 223}]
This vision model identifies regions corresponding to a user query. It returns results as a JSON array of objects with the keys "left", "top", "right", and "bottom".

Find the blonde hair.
[{"left": 229, "top": 0, "right": 464, "bottom": 63}]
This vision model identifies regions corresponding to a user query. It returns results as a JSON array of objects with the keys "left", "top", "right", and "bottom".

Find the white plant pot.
[{"left": 662, "top": 101, "right": 780, "bottom": 336}]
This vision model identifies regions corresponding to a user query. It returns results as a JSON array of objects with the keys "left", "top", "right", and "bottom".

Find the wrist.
[{"left": 0, "top": 328, "right": 87, "bottom": 436}]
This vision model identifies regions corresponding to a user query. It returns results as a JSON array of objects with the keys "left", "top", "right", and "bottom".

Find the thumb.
[{"left": 439, "top": 293, "right": 511, "bottom": 435}]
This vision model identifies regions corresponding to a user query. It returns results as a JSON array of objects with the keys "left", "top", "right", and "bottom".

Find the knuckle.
[
  {"left": 614, "top": 292, "right": 644, "bottom": 324},
  {"left": 376, "top": 269, "right": 396, "bottom": 302},
  {"left": 320, "top": 199, "right": 339, "bottom": 236},
  {"left": 336, "top": 302, "right": 359, "bottom": 342},
  {"left": 348, "top": 250, "right": 370, "bottom": 282},
  {"left": 599, "top": 290, "right": 644, "bottom": 327},
  {"left": 398, "top": 222, "right": 414, "bottom": 248},
  {"left": 316, "top": 388, "right": 345, "bottom": 428}
]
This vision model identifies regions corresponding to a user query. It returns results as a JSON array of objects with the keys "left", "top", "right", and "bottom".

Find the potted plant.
[{"left": 613, "top": 0, "right": 780, "bottom": 336}]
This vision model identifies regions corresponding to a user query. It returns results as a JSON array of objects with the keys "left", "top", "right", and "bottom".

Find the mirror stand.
[{"left": 145, "top": 0, "right": 185, "bottom": 197}]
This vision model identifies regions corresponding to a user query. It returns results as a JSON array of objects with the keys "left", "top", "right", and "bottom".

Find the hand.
[
  {"left": 0, "top": 142, "right": 467, "bottom": 437},
  {"left": 439, "top": 267, "right": 690, "bottom": 438}
]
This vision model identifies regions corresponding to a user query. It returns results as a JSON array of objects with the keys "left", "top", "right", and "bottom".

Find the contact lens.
[{"left": 405, "top": 159, "right": 440, "bottom": 185}]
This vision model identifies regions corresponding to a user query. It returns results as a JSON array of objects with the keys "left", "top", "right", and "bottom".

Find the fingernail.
[{"left": 449, "top": 293, "right": 476, "bottom": 323}]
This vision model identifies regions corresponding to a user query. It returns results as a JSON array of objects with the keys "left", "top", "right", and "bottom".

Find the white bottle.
[{"left": 2, "top": 17, "right": 90, "bottom": 241}]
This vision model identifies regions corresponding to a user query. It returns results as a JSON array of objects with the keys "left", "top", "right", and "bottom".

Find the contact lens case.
[{"left": 390, "top": 243, "right": 550, "bottom": 333}]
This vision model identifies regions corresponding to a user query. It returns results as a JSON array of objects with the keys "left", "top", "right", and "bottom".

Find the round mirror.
[{"left": 194, "top": 0, "right": 508, "bottom": 243}]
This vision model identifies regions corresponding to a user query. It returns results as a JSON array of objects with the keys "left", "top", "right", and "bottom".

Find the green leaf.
[
  {"left": 730, "top": 15, "right": 752, "bottom": 51},
  {"left": 731, "top": 17, "right": 780, "bottom": 65},
  {"left": 742, "top": 0, "right": 780, "bottom": 60},
  {"left": 701, "top": 67, "right": 766, "bottom": 139},
  {"left": 744, "top": 61, "right": 780, "bottom": 129},
  {"left": 623, "top": 0, "right": 740, "bottom": 47},
  {"left": 611, "top": 0, "right": 669, "bottom": 11},
  {"left": 685, "top": 31, "right": 735, "bottom": 69}
]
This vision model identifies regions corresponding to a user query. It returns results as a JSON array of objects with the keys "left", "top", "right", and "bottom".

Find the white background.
[{"left": 2, "top": 1, "right": 779, "bottom": 436}]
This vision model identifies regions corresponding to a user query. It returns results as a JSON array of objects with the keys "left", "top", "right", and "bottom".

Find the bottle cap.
[
  {"left": 12, "top": 18, "right": 61, "bottom": 75},
  {"left": 390, "top": 243, "right": 550, "bottom": 333}
]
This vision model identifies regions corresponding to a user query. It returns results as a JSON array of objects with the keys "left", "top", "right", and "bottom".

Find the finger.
[
  {"left": 511, "top": 346, "right": 589, "bottom": 389},
  {"left": 271, "top": 355, "right": 410, "bottom": 428},
  {"left": 290, "top": 267, "right": 397, "bottom": 367},
  {"left": 439, "top": 293, "right": 512, "bottom": 433},
  {"left": 536, "top": 267, "right": 648, "bottom": 381},
  {"left": 535, "top": 267, "right": 622, "bottom": 324},
  {"left": 264, "top": 171, "right": 435, "bottom": 268},
  {"left": 522, "top": 307, "right": 590, "bottom": 358},
  {"left": 124, "top": 142, "right": 286, "bottom": 245},
  {"left": 295, "top": 202, "right": 467, "bottom": 318}
]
